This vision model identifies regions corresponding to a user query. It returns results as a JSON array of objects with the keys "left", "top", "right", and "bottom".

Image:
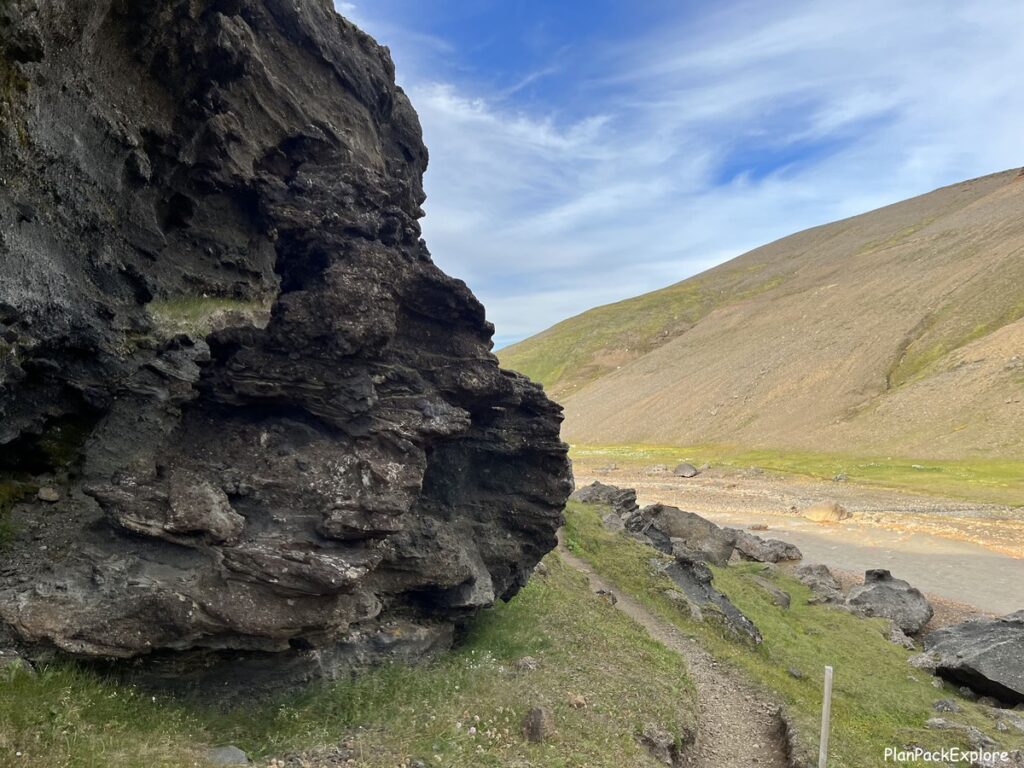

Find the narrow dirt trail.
[{"left": 557, "top": 541, "right": 789, "bottom": 768}]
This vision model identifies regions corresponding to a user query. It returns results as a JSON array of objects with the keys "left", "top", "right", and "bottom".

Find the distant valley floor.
[{"left": 573, "top": 456, "right": 1024, "bottom": 616}]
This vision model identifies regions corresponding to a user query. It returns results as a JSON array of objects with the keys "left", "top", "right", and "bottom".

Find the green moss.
[
  {"left": 145, "top": 296, "right": 272, "bottom": 338},
  {"left": 563, "top": 502, "right": 1024, "bottom": 767}
]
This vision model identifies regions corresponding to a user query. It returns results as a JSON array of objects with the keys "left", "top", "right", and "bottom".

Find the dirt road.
[{"left": 575, "top": 463, "right": 1024, "bottom": 617}]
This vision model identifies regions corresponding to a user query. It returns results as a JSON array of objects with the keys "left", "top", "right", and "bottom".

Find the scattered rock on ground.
[
  {"left": 638, "top": 723, "right": 684, "bottom": 766},
  {"left": 923, "top": 611, "right": 1024, "bottom": 704},
  {"left": 626, "top": 504, "right": 735, "bottom": 566},
  {"left": 602, "top": 513, "right": 626, "bottom": 532},
  {"left": 795, "top": 563, "right": 844, "bottom": 603},
  {"left": 513, "top": 656, "right": 540, "bottom": 672},
  {"left": 570, "top": 481, "right": 639, "bottom": 516},
  {"left": 36, "top": 487, "right": 60, "bottom": 503},
  {"left": 730, "top": 529, "right": 802, "bottom": 563},
  {"left": 925, "top": 718, "right": 998, "bottom": 749},
  {"left": 846, "top": 569, "right": 933, "bottom": 634},
  {"left": 934, "top": 699, "right": 961, "bottom": 713},
  {"left": 749, "top": 574, "right": 791, "bottom": 609},
  {"left": 522, "top": 707, "right": 555, "bottom": 743},
  {"left": 800, "top": 502, "right": 851, "bottom": 523},
  {"left": 206, "top": 746, "right": 249, "bottom": 766},
  {"left": 887, "top": 622, "right": 917, "bottom": 650},
  {"left": 673, "top": 463, "right": 699, "bottom": 478}
]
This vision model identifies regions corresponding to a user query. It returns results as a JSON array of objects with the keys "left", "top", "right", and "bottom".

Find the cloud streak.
[{"left": 337, "top": 1, "right": 1024, "bottom": 348}]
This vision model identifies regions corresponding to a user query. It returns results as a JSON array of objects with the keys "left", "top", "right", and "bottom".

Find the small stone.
[
  {"left": 787, "top": 667, "right": 804, "bottom": 679},
  {"left": 513, "top": 656, "right": 539, "bottom": 672},
  {"left": 521, "top": 707, "right": 554, "bottom": 743},
  {"left": 206, "top": 745, "right": 249, "bottom": 766},
  {"left": 568, "top": 693, "right": 587, "bottom": 709},
  {"left": 933, "top": 700, "right": 961, "bottom": 713},
  {"left": 37, "top": 487, "right": 60, "bottom": 503}
]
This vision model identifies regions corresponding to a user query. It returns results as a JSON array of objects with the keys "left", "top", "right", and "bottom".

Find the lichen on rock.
[{"left": 0, "top": 0, "right": 571, "bottom": 694}]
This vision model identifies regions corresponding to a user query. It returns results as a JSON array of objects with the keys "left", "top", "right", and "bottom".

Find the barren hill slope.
[{"left": 501, "top": 169, "right": 1024, "bottom": 459}]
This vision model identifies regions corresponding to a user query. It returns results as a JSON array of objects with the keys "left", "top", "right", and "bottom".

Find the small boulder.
[
  {"left": 513, "top": 656, "right": 539, "bottom": 672},
  {"left": 731, "top": 529, "right": 802, "bottom": 563},
  {"left": 206, "top": 746, "right": 249, "bottom": 766},
  {"left": 800, "top": 502, "right": 850, "bottom": 523},
  {"left": 570, "top": 481, "right": 638, "bottom": 516},
  {"left": 638, "top": 723, "right": 684, "bottom": 766},
  {"left": 923, "top": 611, "right": 1024, "bottom": 704},
  {"left": 749, "top": 574, "right": 791, "bottom": 609},
  {"left": 36, "top": 487, "right": 60, "bottom": 503},
  {"left": 846, "top": 569, "right": 933, "bottom": 634},
  {"left": 522, "top": 707, "right": 555, "bottom": 743},
  {"left": 673, "top": 462, "right": 699, "bottom": 478},
  {"left": 601, "top": 512, "right": 625, "bottom": 532},
  {"left": 934, "top": 699, "right": 961, "bottom": 713},
  {"left": 887, "top": 622, "right": 916, "bottom": 650},
  {"left": 795, "top": 563, "right": 843, "bottom": 603}
]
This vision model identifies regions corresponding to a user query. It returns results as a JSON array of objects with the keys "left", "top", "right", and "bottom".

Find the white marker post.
[{"left": 819, "top": 665, "right": 834, "bottom": 768}]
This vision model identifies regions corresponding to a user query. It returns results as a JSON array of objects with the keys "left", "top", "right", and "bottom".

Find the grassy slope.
[
  {"left": 572, "top": 444, "right": 1024, "bottom": 506},
  {"left": 500, "top": 169, "right": 1024, "bottom": 462},
  {"left": 0, "top": 556, "right": 697, "bottom": 768},
  {"left": 499, "top": 262, "right": 789, "bottom": 400},
  {"left": 562, "top": 501, "right": 1024, "bottom": 768}
]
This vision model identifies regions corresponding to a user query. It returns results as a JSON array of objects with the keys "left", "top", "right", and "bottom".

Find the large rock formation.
[
  {"left": 0, "top": 0, "right": 571, "bottom": 692},
  {"left": 921, "top": 612, "right": 1024, "bottom": 704},
  {"left": 846, "top": 570, "right": 933, "bottom": 634}
]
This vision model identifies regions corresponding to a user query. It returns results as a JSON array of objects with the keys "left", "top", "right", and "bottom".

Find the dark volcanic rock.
[
  {"left": 795, "top": 563, "right": 843, "bottom": 604},
  {"left": 846, "top": 569, "right": 933, "bottom": 634},
  {"left": 569, "top": 481, "right": 638, "bottom": 516},
  {"left": 730, "top": 529, "right": 802, "bottom": 563},
  {"left": 626, "top": 503, "right": 735, "bottom": 566},
  {"left": 0, "top": 0, "right": 571, "bottom": 692},
  {"left": 665, "top": 553, "right": 762, "bottom": 644},
  {"left": 923, "top": 612, "right": 1024, "bottom": 704}
]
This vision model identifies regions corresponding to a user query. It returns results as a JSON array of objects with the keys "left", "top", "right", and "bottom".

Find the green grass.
[
  {"left": 0, "top": 555, "right": 698, "bottom": 767},
  {"left": 499, "top": 264, "right": 787, "bottom": 397},
  {"left": 145, "top": 297, "right": 271, "bottom": 338},
  {"left": 562, "top": 501, "right": 1024, "bottom": 768},
  {"left": 572, "top": 443, "right": 1024, "bottom": 506}
]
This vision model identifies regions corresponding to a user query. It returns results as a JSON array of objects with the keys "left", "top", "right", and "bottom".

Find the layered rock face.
[{"left": 0, "top": 0, "right": 571, "bottom": 690}]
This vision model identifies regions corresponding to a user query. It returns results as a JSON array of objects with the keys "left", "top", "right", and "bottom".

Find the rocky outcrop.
[
  {"left": 846, "top": 570, "right": 933, "bottom": 634},
  {"left": 0, "top": 0, "right": 571, "bottom": 692},
  {"left": 570, "top": 481, "right": 638, "bottom": 516},
  {"left": 626, "top": 504, "right": 735, "bottom": 566},
  {"left": 664, "top": 554, "right": 762, "bottom": 645},
  {"left": 921, "top": 612, "right": 1024, "bottom": 704}
]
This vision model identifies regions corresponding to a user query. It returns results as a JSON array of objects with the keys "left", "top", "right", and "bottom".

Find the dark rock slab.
[
  {"left": 923, "top": 612, "right": 1024, "bottom": 704},
  {"left": 570, "top": 481, "right": 638, "bottom": 516},
  {"left": 731, "top": 529, "right": 802, "bottom": 563},
  {"left": 846, "top": 569, "right": 933, "bottom": 634},
  {"left": 0, "top": 0, "right": 571, "bottom": 695},
  {"left": 665, "top": 554, "right": 762, "bottom": 644},
  {"left": 626, "top": 504, "right": 736, "bottom": 566}
]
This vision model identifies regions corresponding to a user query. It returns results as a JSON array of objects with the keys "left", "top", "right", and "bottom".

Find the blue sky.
[{"left": 336, "top": 1, "right": 1024, "bottom": 348}]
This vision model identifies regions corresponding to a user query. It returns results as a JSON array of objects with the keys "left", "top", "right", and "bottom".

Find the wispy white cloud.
[{"left": 335, "top": 1, "right": 1024, "bottom": 348}]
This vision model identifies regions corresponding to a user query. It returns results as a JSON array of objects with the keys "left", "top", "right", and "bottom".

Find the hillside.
[{"left": 500, "top": 168, "right": 1024, "bottom": 460}]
